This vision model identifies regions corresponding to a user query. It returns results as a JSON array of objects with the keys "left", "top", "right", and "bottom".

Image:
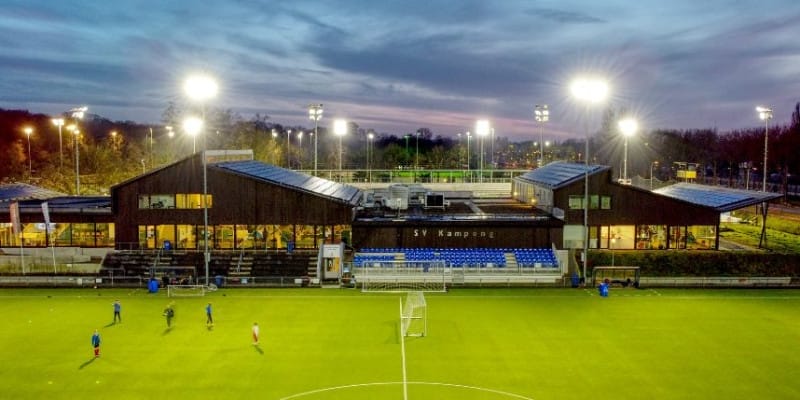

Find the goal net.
[
  {"left": 167, "top": 285, "right": 207, "bottom": 297},
  {"left": 400, "top": 291, "right": 427, "bottom": 337},
  {"left": 591, "top": 266, "right": 640, "bottom": 288},
  {"left": 358, "top": 260, "right": 448, "bottom": 293}
]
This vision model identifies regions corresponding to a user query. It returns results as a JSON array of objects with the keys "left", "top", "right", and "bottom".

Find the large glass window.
[
  {"left": 96, "top": 223, "right": 114, "bottom": 247},
  {"left": 156, "top": 225, "right": 176, "bottom": 249},
  {"left": 610, "top": 225, "right": 635, "bottom": 249},
  {"left": 176, "top": 194, "right": 211, "bottom": 209},
  {"left": 687, "top": 225, "right": 716, "bottom": 250},
  {"left": 177, "top": 225, "right": 197, "bottom": 249},
  {"left": 138, "top": 225, "right": 156, "bottom": 249},
  {"left": 295, "top": 225, "right": 317, "bottom": 248},
  {"left": 636, "top": 225, "right": 667, "bottom": 249},
  {"left": 216, "top": 225, "right": 235, "bottom": 249},
  {"left": 266, "top": 225, "right": 294, "bottom": 250},
  {"left": 669, "top": 226, "right": 687, "bottom": 249},
  {"left": 73, "top": 223, "right": 96, "bottom": 247}
]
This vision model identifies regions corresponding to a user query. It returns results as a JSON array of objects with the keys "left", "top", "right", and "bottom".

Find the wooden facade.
[
  {"left": 557, "top": 170, "right": 719, "bottom": 227},
  {"left": 110, "top": 153, "right": 358, "bottom": 248},
  {"left": 352, "top": 219, "right": 563, "bottom": 249}
]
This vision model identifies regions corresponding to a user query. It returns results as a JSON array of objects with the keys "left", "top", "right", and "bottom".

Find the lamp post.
[
  {"left": 476, "top": 120, "right": 490, "bottom": 182},
  {"left": 650, "top": 161, "right": 659, "bottom": 190},
  {"left": 297, "top": 131, "right": 303, "bottom": 169},
  {"left": 308, "top": 104, "right": 323, "bottom": 175},
  {"left": 367, "top": 132, "right": 374, "bottom": 182},
  {"left": 69, "top": 106, "right": 87, "bottom": 195},
  {"left": 184, "top": 73, "right": 218, "bottom": 287},
  {"left": 570, "top": 77, "right": 609, "bottom": 284},
  {"left": 183, "top": 117, "right": 203, "bottom": 154},
  {"left": 72, "top": 127, "right": 80, "bottom": 195},
  {"left": 333, "top": 119, "right": 347, "bottom": 173},
  {"left": 534, "top": 104, "right": 549, "bottom": 167},
  {"left": 23, "top": 127, "right": 33, "bottom": 175},
  {"left": 756, "top": 106, "right": 773, "bottom": 192},
  {"left": 415, "top": 131, "right": 420, "bottom": 169},
  {"left": 51, "top": 118, "right": 64, "bottom": 169},
  {"left": 466, "top": 131, "right": 471, "bottom": 173},
  {"left": 490, "top": 128, "right": 495, "bottom": 169},
  {"left": 618, "top": 118, "right": 638, "bottom": 185},
  {"left": 286, "top": 129, "right": 292, "bottom": 168}
]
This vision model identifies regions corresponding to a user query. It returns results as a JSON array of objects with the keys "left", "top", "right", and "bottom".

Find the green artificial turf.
[{"left": 0, "top": 288, "right": 798, "bottom": 400}]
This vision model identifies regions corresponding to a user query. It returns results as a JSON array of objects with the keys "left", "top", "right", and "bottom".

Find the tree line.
[{"left": 1, "top": 102, "right": 798, "bottom": 196}]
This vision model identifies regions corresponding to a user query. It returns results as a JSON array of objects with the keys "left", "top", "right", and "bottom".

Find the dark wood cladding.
[
  {"left": 557, "top": 170, "right": 718, "bottom": 226},
  {"left": 111, "top": 154, "right": 355, "bottom": 246},
  {"left": 352, "top": 220, "right": 562, "bottom": 249}
]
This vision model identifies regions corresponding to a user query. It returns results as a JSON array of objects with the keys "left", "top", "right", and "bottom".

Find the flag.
[
  {"left": 10, "top": 202, "right": 21, "bottom": 235},
  {"left": 41, "top": 202, "right": 51, "bottom": 233}
]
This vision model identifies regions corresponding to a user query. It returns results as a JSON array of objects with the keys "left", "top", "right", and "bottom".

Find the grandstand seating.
[{"left": 356, "top": 247, "right": 558, "bottom": 268}]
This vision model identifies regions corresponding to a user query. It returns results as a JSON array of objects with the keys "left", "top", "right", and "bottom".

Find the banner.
[
  {"left": 41, "top": 202, "right": 51, "bottom": 232},
  {"left": 10, "top": 202, "right": 21, "bottom": 235}
]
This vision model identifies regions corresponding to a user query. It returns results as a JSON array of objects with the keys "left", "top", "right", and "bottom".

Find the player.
[
  {"left": 91, "top": 329, "right": 101, "bottom": 357},
  {"left": 163, "top": 304, "right": 175, "bottom": 327},
  {"left": 112, "top": 299, "right": 122, "bottom": 323},
  {"left": 205, "top": 302, "right": 213, "bottom": 325},
  {"left": 252, "top": 322, "right": 259, "bottom": 345}
]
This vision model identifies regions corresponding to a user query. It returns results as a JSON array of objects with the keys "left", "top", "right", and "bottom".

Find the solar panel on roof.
[
  {"left": 0, "top": 183, "right": 65, "bottom": 202},
  {"left": 654, "top": 183, "right": 782, "bottom": 211},
  {"left": 213, "top": 160, "right": 361, "bottom": 204},
  {"left": 517, "top": 162, "right": 608, "bottom": 189}
]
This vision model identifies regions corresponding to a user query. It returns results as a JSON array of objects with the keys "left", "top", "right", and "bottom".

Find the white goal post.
[
  {"left": 400, "top": 291, "right": 427, "bottom": 337},
  {"left": 167, "top": 284, "right": 207, "bottom": 297},
  {"left": 358, "top": 260, "right": 448, "bottom": 293}
]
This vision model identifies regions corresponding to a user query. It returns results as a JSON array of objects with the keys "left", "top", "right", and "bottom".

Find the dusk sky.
[{"left": 1, "top": 0, "right": 799, "bottom": 141}]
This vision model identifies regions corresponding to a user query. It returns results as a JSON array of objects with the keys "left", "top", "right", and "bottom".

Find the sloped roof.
[
  {"left": 653, "top": 183, "right": 782, "bottom": 212},
  {"left": 515, "top": 162, "right": 610, "bottom": 189},
  {"left": 0, "top": 183, "right": 65, "bottom": 203},
  {"left": 213, "top": 160, "right": 362, "bottom": 205}
]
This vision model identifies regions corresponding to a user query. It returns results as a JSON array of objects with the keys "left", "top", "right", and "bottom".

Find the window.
[
  {"left": 687, "top": 225, "right": 716, "bottom": 250},
  {"left": 177, "top": 225, "right": 197, "bottom": 249},
  {"left": 600, "top": 196, "right": 611, "bottom": 210},
  {"left": 176, "top": 194, "right": 209, "bottom": 209},
  {"left": 589, "top": 195, "right": 600, "bottom": 209},
  {"left": 138, "top": 195, "right": 175, "bottom": 209},
  {"left": 568, "top": 196, "right": 584, "bottom": 210},
  {"left": 669, "top": 226, "right": 687, "bottom": 249}
]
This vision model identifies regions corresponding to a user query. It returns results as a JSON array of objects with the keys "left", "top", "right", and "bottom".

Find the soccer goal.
[
  {"left": 400, "top": 291, "right": 427, "bottom": 337},
  {"left": 591, "top": 266, "right": 640, "bottom": 288},
  {"left": 167, "top": 284, "right": 207, "bottom": 297},
  {"left": 359, "top": 260, "right": 448, "bottom": 293}
]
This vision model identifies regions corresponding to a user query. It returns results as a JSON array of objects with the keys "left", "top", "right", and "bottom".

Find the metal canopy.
[
  {"left": 653, "top": 183, "right": 782, "bottom": 212},
  {"left": 516, "top": 162, "right": 609, "bottom": 189},
  {"left": 214, "top": 160, "right": 362, "bottom": 205}
]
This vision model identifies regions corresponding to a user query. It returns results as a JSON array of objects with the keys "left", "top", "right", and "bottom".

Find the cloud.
[{"left": 525, "top": 8, "right": 606, "bottom": 24}]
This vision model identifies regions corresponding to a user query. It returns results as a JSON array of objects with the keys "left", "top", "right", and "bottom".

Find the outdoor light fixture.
[
  {"left": 570, "top": 76, "right": 609, "bottom": 286},
  {"left": 476, "top": 120, "right": 490, "bottom": 182},
  {"left": 184, "top": 73, "right": 218, "bottom": 287},
  {"left": 51, "top": 118, "right": 65, "bottom": 169},
  {"left": 756, "top": 106, "right": 772, "bottom": 192},
  {"left": 308, "top": 104, "right": 323, "bottom": 175},
  {"left": 333, "top": 119, "right": 348, "bottom": 173},
  {"left": 618, "top": 118, "right": 638, "bottom": 185},
  {"left": 534, "top": 104, "right": 549, "bottom": 167}
]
